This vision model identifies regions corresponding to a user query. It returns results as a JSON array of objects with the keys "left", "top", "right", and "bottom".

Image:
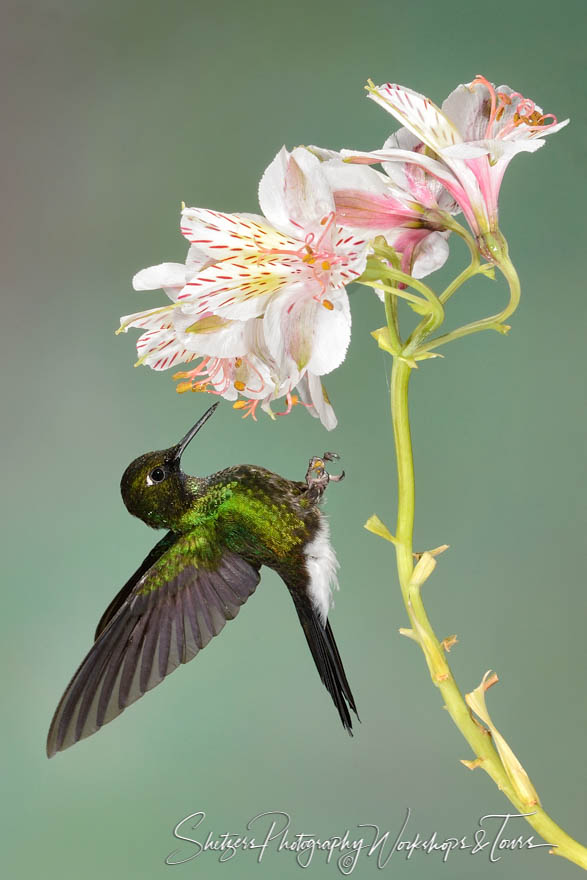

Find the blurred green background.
[{"left": 2, "top": 0, "right": 586, "bottom": 877}]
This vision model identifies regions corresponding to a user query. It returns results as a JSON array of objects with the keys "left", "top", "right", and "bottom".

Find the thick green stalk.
[{"left": 389, "top": 357, "right": 587, "bottom": 870}]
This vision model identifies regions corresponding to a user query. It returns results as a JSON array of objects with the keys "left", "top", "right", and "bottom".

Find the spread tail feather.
[{"left": 294, "top": 599, "right": 358, "bottom": 734}]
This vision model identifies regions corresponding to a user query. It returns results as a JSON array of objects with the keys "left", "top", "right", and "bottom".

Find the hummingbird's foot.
[{"left": 305, "top": 453, "right": 345, "bottom": 501}]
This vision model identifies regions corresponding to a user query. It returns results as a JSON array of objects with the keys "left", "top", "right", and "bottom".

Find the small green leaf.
[
  {"left": 408, "top": 299, "right": 431, "bottom": 315},
  {"left": 398, "top": 355, "right": 419, "bottom": 369},
  {"left": 479, "top": 263, "right": 496, "bottom": 280},
  {"left": 364, "top": 514, "right": 398, "bottom": 545},
  {"left": 414, "top": 351, "right": 445, "bottom": 362},
  {"left": 370, "top": 327, "right": 398, "bottom": 355}
]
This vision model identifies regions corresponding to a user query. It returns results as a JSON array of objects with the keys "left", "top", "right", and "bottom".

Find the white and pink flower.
[
  {"left": 177, "top": 147, "right": 368, "bottom": 376},
  {"left": 118, "top": 147, "right": 369, "bottom": 428},
  {"left": 346, "top": 76, "right": 568, "bottom": 258},
  {"left": 321, "top": 144, "right": 459, "bottom": 279}
]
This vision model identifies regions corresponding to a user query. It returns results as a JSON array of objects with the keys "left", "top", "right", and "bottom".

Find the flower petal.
[
  {"left": 285, "top": 147, "right": 335, "bottom": 230},
  {"left": 173, "top": 313, "right": 251, "bottom": 358},
  {"left": 412, "top": 231, "right": 450, "bottom": 278},
  {"left": 343, "top": 147, "right": 463, "bottom": 195},
  {"left": 344, "top": 147, "right": 482, "bottom": 236},
  {"left": 324, "top": 161, "right": 419, "bottom": 231},
  {"left": 132, "top": 262, "right": 188, "bottom": 291},
  {"left": 440, "top": 81, "right": 489, "bottom": 143},
  {"left": 118, "top": 304, "right": 178, "bottom": 334},
  {"left": 258, "top": 146, "right": 335, "bottom": 239},
  {"left": 177, "top": 253, "right": 297, "bottom": 321},
  {"left": 296, "top": 372, "right": 337, "bottom": 430},
  {"left": 368, "top": 83, "right": 462, "bottom": 154},
  {"left": 263, "top": 286, "right": 351, "bottom": 376},
  {"left": 180, "top": 207, "right": 299, "bottom": 257},
  {"left": 136, "top": 330, "right": 197, "bottom": 371}
]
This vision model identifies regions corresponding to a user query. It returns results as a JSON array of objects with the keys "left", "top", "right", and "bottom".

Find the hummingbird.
[{"left": 46, "top": 403, "right": 358, "bottom": 756}]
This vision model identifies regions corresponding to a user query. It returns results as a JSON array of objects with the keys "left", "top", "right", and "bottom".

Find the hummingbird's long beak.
[{"left": 172, "top": 402, "right": 219, "bottom": 462}]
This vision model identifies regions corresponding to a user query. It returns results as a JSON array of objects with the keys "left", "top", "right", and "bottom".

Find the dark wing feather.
[
  {"left": 47, "top": 540, "right": 260, "bottom": 757},
  {"left": 94, "top": 531, "right": 177, "bottom": 641}
]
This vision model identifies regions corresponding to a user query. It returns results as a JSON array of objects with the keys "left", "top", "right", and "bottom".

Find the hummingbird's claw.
[{"left": 305, "top": 453, "right": 344, "bottom": 501}]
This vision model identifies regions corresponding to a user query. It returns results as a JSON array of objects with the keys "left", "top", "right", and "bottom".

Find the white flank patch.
[{"left": 304, "top": 517, "right": 339, "bottom": 624}]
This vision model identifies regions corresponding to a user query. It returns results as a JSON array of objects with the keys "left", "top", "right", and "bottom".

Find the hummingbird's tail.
[{"left": 294, "top": 598, "right": 358, "bottom": 734}]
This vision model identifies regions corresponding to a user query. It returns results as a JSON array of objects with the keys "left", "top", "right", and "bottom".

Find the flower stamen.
[{"left": 232, "top": 399, "right": 260, "bottom": 420}]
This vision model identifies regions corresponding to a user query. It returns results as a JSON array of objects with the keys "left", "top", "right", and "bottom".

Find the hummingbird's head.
[{"left": 120, "top": 403, "right": 218, "bottom": 529}]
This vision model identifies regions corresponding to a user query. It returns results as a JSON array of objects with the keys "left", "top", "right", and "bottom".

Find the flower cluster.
[{"left": 119, "top": 76, "right": 567, "bottom": 427}]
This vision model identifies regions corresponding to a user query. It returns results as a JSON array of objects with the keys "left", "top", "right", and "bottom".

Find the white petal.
[
  {"left": 177, "top": 254, "right": 297, "bottom": 321},
  {"left": 263, "top": 287, "right": 351, "bottom": 376},
  {"left": 381, "top": 128, "right": 420, "bottom": 188},
  {"left": 306, "top": 144, "right": 343, "bottom": 161},
  {"left": 296, "top": 373, "right": 337, "bottom": 430},
  {"left": 286, "top": 147, "right": 335, "bottom": 228},
  {"left": 118, "top": 304, "right": 177, "bottom": 333},
  {"left": 441, "top": 81, "right": 489, "bottom": 142},
  {"left": 186, "top": 244, "right": 211, "bottom": 267},
  {"left": 257, "top": 146, "right": 293, "bottom": 235},
  {"left": 342, "top": 148, "right": 461, "bottom": 192},
  {"left": 132, "top": 263, "right": 188, "bottom": 291},
  {"left": 538, "top": 117, "right": 570, "bottom": 136},
  {"left": 323, "top": 160, "right": 390, "bottom": 196},
  {"left": 173, "top": 313, "right": 251, "bottom": 358},
  {"left": 180, "top": 206, "right": 298, "bottom": 256},
  {"left": 137, "top": 332, "right": 196, "bottom": 371},
  {"left": 258, "top": 146, "right": 335, "bottom": 238},
  {"left": 306, "top": 289, "right": 351, "bottom": 375},
  {"left": 412, "top": 231, "right": 450, "bottom": 279},
  {"left": 381, "top": 132, "right": 461, "bottom": 214},
  {"left": 368, "top": 83, "right": 462, "bottom": 154},
  {"left": 440, "top": 142, "right": 493, "bottom": 159}
]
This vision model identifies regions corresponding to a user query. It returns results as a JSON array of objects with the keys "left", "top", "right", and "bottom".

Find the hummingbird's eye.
[{"left": 147, "top": 466, "right": 166, "bottom": 486}]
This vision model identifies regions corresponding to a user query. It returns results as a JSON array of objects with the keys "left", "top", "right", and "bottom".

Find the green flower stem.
[
  {"left": 369, "top": 262, "right": 445, "bottom": 330},
  {"left": 414, "top": 248, "right": 521, "bottom": 356},
  {"left": 439, "top": 221, "right": 481, "bottom": 305},
  {"left": 439, "top": 260, "right": 481, "bottom": 305},
  {"left": 384, "top": 290, "right": 402, "bottom": 354},
  {"left": 365, "top": 280, "right": 429, "bottom": 309},
  {"left": 389, "top": 349, "right": 587, "bottom": 871}
]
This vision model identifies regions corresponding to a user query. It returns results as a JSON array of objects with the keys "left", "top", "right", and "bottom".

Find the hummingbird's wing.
[
  {"left": 94, "top": 530, "right": 177, "bottom": 640},
  {"left": 46, "top": 536, "right": 260, "bottom": 757}
]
